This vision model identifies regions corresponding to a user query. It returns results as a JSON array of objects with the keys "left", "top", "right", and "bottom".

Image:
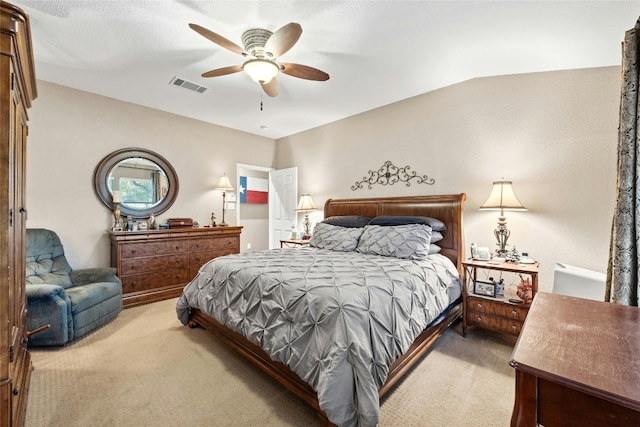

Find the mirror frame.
[{"left": 93, "top": 147, "right": 179, "bottom": 218}]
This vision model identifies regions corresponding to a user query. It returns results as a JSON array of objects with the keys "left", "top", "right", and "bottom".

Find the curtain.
[{"left": 606, "top": 18, "right": 640, "bottom": 306}]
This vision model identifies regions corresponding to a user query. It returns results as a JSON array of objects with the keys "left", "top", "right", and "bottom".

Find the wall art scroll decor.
[{"left": 351, "top": 160, "right": 436, "bottom": 190}]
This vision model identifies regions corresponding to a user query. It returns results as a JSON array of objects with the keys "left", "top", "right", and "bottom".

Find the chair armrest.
[
  {"left": 71, "top": 267, "right": 121, "bottom": 286},
  {"left": 26, "top": 284, "right": 72, "bottom": 346},
  {"left": 26, "top": 283, "right": 68, "bottom": 300}
]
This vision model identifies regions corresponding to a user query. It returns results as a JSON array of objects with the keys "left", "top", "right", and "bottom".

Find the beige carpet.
[{"left": 25, "top": 298, "right": 517, "bottom": 426}]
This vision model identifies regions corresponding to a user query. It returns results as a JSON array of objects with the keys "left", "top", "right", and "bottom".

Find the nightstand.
[
  {"left": 280, "top": 239, "right": 310, "bottom": 248},
  {"left": 462, "top": 259, "right": 539, "bottom": 337}
]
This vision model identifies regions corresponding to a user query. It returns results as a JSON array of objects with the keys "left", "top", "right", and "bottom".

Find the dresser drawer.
[
  {"left": 121, "top": 254, "right": 189, "bottom": 275},
  {"left": 467, "top": 296, "right": 529, "bottom": 321},
  {"left": 467, "top": 310, "right": 524, "bottom": 335},
  {"left": 189, "top": 236, "right": 238, "bottom": 252},
  {"left": 121, "top": 268, "right": 190, "bottom": 293},
  {"left": 121, "top": 240, "right": 189, "bottom": 258},
  {"left": 190, "top": 249, "right": 235, "bottom": 268}
]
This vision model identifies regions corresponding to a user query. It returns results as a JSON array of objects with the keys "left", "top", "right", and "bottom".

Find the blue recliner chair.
[{"left": 25, "top": 228, "right": 123, "bottom": 346}]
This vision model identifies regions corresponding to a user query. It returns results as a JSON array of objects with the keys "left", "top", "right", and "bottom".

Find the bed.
[{"left": 176, "top": 194, "right": 466, "bottom": 426}]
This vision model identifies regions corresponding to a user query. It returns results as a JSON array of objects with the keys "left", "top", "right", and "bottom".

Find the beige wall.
[
  {"left": 277, "top": 67, "right": 620, "bottom": 292},
  {"left": 26, "top": 81, "right": 276, "bottom": 268},
  {"left": 27, "top": 67, "right": 619, "bottom": 294}
]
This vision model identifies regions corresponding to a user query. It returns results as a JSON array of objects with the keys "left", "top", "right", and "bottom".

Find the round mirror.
[{"left": 93, "top": 148, "right": 179, "bottom": 218}]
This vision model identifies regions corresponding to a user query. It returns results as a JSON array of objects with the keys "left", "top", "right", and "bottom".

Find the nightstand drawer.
[
  {"left": 467, "top": 310, "right": 524, "bottom": 335},
  {"left": 467, "top": 296, "right": 529, "bottom": 321}
]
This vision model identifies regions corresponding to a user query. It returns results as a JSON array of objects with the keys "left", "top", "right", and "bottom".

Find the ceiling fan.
[{"left": 189, "top": 22, "right": 330, "bottom": 97}]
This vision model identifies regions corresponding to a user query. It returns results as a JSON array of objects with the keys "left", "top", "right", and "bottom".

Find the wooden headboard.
[{"left": 324, "top": 193, "right": 466, "bottom": 273}]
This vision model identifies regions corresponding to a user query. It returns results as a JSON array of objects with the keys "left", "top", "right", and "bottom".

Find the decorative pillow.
[
  {"left": 430, "top": 231, "right": 444, "bottom": 244},
  {"left": 369, "top": 215, "right": 446, "bottom": 232},
  {"left": 309, "top": 222, "right": 364, "bottom": 252},
  {"left": 429, "top": 244, "right": 441, "bottom": 254},
  {"left": 356, "top": 224, "right": 432, "bottom": 260},
  {"left": 321, "top": 215, "right": 372, "bottom": 228}
]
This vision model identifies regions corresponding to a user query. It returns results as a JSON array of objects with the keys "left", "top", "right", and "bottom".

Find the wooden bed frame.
[{"left": 188, "top": 193, "right": 466, "bottom": 425}]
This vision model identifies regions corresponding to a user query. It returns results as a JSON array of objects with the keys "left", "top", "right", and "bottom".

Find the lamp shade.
[
  {"left": 243, "top": 59, "right": 279, "bottom": 84},
  {"left": 296, "top": 194, "right": 316, "bottom": 211},
  {"left": 479, "top": 180, "right": 527, "bottom": 211},
  {"left": 214, "top": 174, "right": 234, "bottom": 192}
]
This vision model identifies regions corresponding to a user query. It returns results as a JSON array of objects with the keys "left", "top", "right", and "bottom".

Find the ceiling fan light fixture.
[{"left": 243, "top": 59, "right": 279, "bottom": 84}]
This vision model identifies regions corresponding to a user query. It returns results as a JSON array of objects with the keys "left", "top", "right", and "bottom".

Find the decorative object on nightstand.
[
  {"left": 296, "top": 193, "right": 316, "bottom": 239},
  {"left": 506, "top": 246, "right": 521, "bottom": 263},
  {"left": 215, "top": 174, "right": 234, "bottom": 226},
  {"left": 462, "top": 259, "right": 539, "bottom": 337},
  {"left": 479, "top": 179, "right": 527, "bottom": 257}
]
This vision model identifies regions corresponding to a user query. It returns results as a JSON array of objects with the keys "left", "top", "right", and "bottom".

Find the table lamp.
[
  {"left": 214, "top": 174, "right": 234, "bottom": 226},
  {"left": 296, "top": 193, "right": 316, "bottom": 239},
  {"left": 479, "top": 180, "right": 527, "bottom": 257}
]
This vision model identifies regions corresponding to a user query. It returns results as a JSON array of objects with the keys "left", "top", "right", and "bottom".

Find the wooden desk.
[{"left": 510, "top": 292, "right": 640, "bottom": 426}]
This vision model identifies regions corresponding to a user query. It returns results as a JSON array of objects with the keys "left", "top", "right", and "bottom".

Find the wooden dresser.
[
  {"left": 109, "top": 227, "right": 242, "bottom": 308},
  {"left": 1, "top": 3, "right": 37, "bottom": 426},
  {"left": 510, "top": 292, "right": 640, "bottom": 426}
]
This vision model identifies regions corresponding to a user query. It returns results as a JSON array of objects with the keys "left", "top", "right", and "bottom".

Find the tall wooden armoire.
[{"left": 0, "top": 3, "right": 37, "bottom": 426}]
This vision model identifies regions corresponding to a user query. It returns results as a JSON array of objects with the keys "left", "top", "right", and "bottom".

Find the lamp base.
[{"left": 494, "top": 215, "right": 510, "bottom": 257}]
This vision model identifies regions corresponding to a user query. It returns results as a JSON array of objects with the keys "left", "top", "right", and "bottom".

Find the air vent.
[{"left": 169, "top": 76, "right": 208, "bottom": 93}]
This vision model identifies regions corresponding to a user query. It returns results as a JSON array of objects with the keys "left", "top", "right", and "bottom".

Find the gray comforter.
[{"left": 176, "top": 247, "right": 461, "bottom": 427}]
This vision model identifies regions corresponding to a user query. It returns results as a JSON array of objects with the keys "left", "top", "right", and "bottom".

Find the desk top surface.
[{"left": 510, "top": 292, "right": 640, "bottom": 410}]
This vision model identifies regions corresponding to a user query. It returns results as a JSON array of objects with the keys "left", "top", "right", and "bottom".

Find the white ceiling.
[{"left": 10, "top": 1, "right": 640, "bottom": 139}]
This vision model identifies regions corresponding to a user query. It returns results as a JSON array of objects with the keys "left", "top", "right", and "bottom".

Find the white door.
[{"left": 269, "top": 167, "right": 297, "bottom": 249}]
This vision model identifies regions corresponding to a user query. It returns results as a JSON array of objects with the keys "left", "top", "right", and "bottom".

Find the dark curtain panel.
[{"left": 606, "top": 18, "right": 640, "bottom": 306}]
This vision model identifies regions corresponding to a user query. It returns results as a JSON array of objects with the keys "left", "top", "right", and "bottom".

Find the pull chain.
[{"left": 260, "top": 90, "right": 263, "bottom": 111}]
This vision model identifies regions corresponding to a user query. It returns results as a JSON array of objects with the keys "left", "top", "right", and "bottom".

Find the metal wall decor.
[{"left": 351, "top": 160, "right": 435, "bottom": 190}]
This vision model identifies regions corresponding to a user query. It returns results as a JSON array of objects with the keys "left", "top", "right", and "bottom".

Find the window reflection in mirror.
[
  {"left": 93, "top": 148, "right": 178, "bottom": 219},
  {"left": 108, "top": 158, "right": 169, "bottom": 210}
]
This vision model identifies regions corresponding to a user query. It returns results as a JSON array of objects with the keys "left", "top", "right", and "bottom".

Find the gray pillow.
[
  {"left": 369, "top": 215, "right": 446, "bottom": 232},
  {"left": 309, "top": 223, "right": 364, "bottom": 252},
  {"left": 431, "top": 231, "right": 444, "bottom": 244},
  {"left": 356, "top": 224, "right": 432, "bottom": 260},
  {"left": 429, "top": 244, "right": 441, "bottom": 254},
  {"left": 321, "top": 215, "right": 372, "bottom": 228}
]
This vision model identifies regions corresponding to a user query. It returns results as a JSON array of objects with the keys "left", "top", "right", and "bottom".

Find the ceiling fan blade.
[
  {"left": 264, "top": 22, "right": 302, "bottom": 58},
  {"left": 201, "top": 65, "right": 243, "bottom": 78},
  {"left": 189, "top": 23, "right": 247, "bottom": 56},
  {"left": 280, "top": 63, "right": 330, "bottom": 81},
  {"left": 262, "top": 78, "right": 279, "bottom": 97}
]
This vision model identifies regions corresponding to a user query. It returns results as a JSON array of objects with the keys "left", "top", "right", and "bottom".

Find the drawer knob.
[
  {"left": 131, "top": 249, "right": 137, "bottom": 254},
  {"left": 477, "top": 317, "right": 482, "bottom": 322},
  {"left": 511, "top": 310, "right": 517, "bottom": 317},
  {"left": 512, "top": 325, "right": 517, "bottom": 331},
  {"left": 131, "top": 282, "right": 137, "bottom": 287},
  {"left": 476, "top": 303, "right": 483, "bottom": 309},
  {"left": 12, "top": 387, "right": 19, "bottom": 396}
]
